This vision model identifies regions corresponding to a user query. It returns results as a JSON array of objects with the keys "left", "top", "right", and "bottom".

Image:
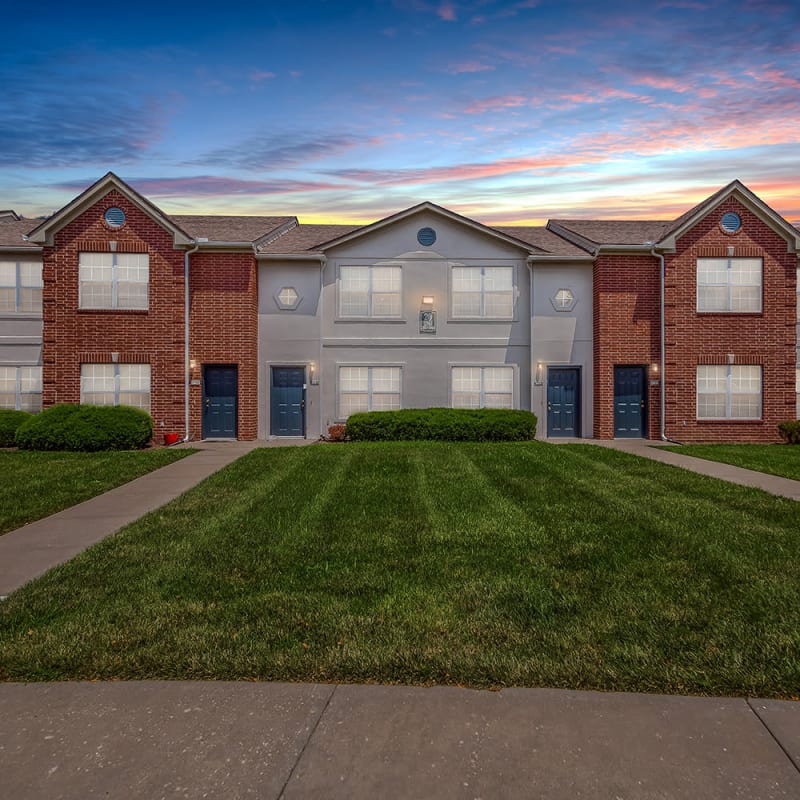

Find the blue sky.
[{"left": 2, "top": 0, "right": 799, "bottom": 224}]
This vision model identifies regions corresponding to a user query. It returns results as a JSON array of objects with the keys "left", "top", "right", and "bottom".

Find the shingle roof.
[
  {"left": 548, "top": 220, "right": 671, "bottom": 249},
  {"left": 258, "top": 224, "right": 361, "bottom": 254},
  {"left": 494, "top": 226, "right": 590, "bottom": 256},
  {"left": 170, "top": 215, "right": 295, "bottom": 243},
  {"left": 0, "top": 218, "right": 41, "bottom": 249}
]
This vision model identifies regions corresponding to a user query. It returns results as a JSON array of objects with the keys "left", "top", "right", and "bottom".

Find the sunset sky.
[{"left": 2, "top": 0, "right": 799, "bottom": 225}]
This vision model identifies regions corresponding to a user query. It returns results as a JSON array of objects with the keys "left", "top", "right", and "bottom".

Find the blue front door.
[
  {"left": 203, "top": 365, "right": 238, "bottom": 439},
  {"left": 614, "top": 366, "right": 647, "bottom": 438},
  {"left": 271, "top": 367, "right": 305, "bottom": 436},
  {"left": 547, "top": 367, "right": 580, "bottom": 437}
]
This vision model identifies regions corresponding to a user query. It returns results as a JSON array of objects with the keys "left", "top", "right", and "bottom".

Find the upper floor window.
[
  {"left": 697, "top": 258, "right": 761, "bottom": 313},
  {"left": 0, "top": 366, "right": 42, "bottom": 412},
  {"left": 79, "top": 252, "right": 149, "bottom": 310},
  {"left": 697, "top": 365, "right": 761, "bottom": 420},
  {"left": 80, "top": 363, "right": 151, "bottom": 411},
  {"left": 451, "top": 266, "right": 514, "bottom": 319},
  {"left": 452, "top": 366, "right": 514, "bottom": 409},
  {"left": 339, "top": 265, "right": 401, "bottom": 318},
  {"left": 0, "top": 261, "right": 43, "bottom": 313}
]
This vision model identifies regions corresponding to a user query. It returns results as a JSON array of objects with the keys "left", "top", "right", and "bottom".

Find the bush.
[
  {"left": 325, "top": 424, "right": 348, "bottom": 442},
  {"left": 345, "top": 408, "right": 537, "bottom": 442},
  {"left": 777, "top": 420, "right": 800, "bottom": 444},
  {"left": 15, "top": 404, "right": 154, "bottom": 451},
  {"left": 0, "top": 410, "right": 33, "bottom": 447}
]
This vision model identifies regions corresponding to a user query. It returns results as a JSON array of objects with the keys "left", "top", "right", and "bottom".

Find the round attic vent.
[
  {"left": 104, "top": 207, "right": 126, "bottom": 227},
  {"left": 720, "top": 212, "right": 741, "bottom": 233},
  {"left": 417, "top": 227, "right": 436, "bottom": 246}
]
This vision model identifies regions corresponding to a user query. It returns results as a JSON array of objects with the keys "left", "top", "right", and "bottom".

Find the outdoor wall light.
[
  {"left": 421, "top": 295, "right": 435, "bottom": 306},
  {"left": 189, "top": 359, "right": 198, "bottom": 371},
  {"left": 651, "top": 363, "right": 659, "bottom": 373},
  {"left": 534, "top": 361, "right": 544, "bottom": 385}
]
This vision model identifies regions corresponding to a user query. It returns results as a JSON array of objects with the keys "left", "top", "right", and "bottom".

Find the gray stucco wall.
[{"left": 258, "top": 211, "right": 595, "bottom": 439}]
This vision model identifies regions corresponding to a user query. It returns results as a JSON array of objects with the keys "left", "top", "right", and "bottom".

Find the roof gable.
[
  {"left": 26, "top": 172, "right": 194, "bottom": 247},
  {"left": 309, "top": 201, "right": 539, "bottom": 254},
  {"left": 658, "top": 180, "right": 800, "bottom": 252}
]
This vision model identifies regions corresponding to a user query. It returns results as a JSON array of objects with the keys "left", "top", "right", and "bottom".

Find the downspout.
[
  {"left": 318, "top": 259, "right": 325, "bottom": 439},
  {"left": 183, "top": 242, "right": 199, "bottom": 442},
  {"left": 651, "top": 246, "right": 678, "bottom": 443}
]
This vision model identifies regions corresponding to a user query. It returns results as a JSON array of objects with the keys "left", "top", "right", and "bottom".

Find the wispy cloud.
[
  {"left": 446, "top": 60, "right": 495, "bottom": 74},
  {"left": 189, "top": 132, "right": 380, "bottom": 170},
  {"left": 249, "top": 70, "right": 276, "bottom": 81},
  {"left": 437, "top": 2, "right": 457, "bottom": 21}
]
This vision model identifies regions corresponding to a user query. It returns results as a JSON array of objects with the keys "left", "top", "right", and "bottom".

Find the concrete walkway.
[
  {"left": 585, "top": 438, "right": 800, "bottom": 501},
  {"left": 0, "top": 440, "right": 309, "bottom": 597},
  {"left": 1, "top": 681, "right": 798, "bottom": 799}
]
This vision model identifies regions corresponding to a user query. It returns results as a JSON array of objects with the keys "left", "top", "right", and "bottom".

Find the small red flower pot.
[{"left": 164, "top": 432, "right": 180, "bottom": 446}]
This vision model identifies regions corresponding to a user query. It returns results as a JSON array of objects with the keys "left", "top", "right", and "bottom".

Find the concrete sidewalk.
[
  {"left": 587, "top": 439, "right": 800, "bottom": 501},
  {"left": 0, "top": 440, "right": 308, "bottom": 597},
  {"left": 1, "top": 681, "right": 798, "bottom": 799}
]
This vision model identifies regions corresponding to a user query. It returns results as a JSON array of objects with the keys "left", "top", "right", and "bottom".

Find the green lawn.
[
  {"left": 0, "top": 449, "right": 193, "bottom": 535},
  {"left": 663, "top": 444, "right": 800, "bottom": 481},
  {"left": 1, "top": 442, "right": 799, "bottom": 697}
]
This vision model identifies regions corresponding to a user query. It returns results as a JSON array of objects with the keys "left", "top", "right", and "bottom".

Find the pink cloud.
[
  {"left": 463, "top": 95, "right": 528, "bottom": 113},
  {"left": 446, "top": 60, "right": 495, "bottom": 74},
  {"left": 437, "top": 2, "right": 456, "bottom": 20},
  {"left": 250, "top": 70, "right": 276, "bottom": 82}
]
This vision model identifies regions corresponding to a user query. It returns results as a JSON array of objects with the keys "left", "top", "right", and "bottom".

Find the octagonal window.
[{"left": 275, "top": 286, "right": 301, "bottom": 310}]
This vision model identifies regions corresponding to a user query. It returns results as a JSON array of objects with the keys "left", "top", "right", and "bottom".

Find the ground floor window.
[
  {"left": 0, "top": 366, "right": 42, "bottom": 411},
  {"left": 451, "top": 366, "right": 514, "bottom": 409},
  {"left": 80, "top": 364, "right": 151, "bottom": 411},
  {"left": 696, "top": 365, "right": 761, "bottom": 420},
  {"left": 338, "top": 366, "right": 401, "bottom": 417}
]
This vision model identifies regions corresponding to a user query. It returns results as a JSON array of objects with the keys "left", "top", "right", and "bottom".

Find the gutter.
[{"left": 183, "top": 241, "right": 200, "bottom": 443}]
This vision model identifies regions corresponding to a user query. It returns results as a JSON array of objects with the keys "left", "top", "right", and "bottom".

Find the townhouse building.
[{"left": 1, "top": 173, "right": 797, "bottom": 443}]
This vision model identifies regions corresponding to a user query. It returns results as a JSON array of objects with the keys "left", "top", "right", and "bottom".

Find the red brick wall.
[
  {"left": 42, "top": 190, "right": 260, "bottom": 442},
  {"left": 593, "top": 253, "right": 661, "bottom": 439},
  {"left": 188, "top": 252, "right": 258, "bottom": 440},
  {"left": 42, "top": 190, "right": 187, "bottom": 440},
  {"left": 663, "top": 197, "right": 796, "bottom": 443}
]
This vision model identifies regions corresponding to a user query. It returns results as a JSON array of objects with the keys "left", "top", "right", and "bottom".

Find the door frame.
[
  {"left": 269, "top": 364, "right": 307, "bottom": 437},
  {"left": 613, "top": 364, "right": 648, "bottom": 439},
  {"left": 201, "top": 363, "right": 238, "bottom": 440},
  {"left": 546, "top": 365, "right": 582, "bottom": 438}
]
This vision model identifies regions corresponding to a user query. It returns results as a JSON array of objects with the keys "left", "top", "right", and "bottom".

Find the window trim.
[
  {"left": 78, "top": 252, "right": 150, "bottom": 311},
  {"left": 0, "top": 260, "right": 43, "bottom": 315},
  {"left": 696, "top": 364, "right": 762, "bottom": 421},
  {"left": 696, "top": 257, "right": 762, "bottom": 314},
  {"left": 336, "top": 364, "right": 403, "bottom": 419},
  {"left": 449, "top": 363, "right": 517, "bottom": 409},
  {"left": 449, "top": 264, "right": 516, "bottom": 321},
  {"left": 337, "top": 264, "right": 403, "bottom": 320},
  {"left": 80, "top": 363, "right": 151, "bottom": 411},
  {"left": 0, "top": 365, "right": 43, "bottom": 411}
]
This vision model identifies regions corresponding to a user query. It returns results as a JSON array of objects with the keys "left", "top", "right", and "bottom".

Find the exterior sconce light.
[
  {"left": 534, "top": 361, "right": 544, "bottom": 385},
  {"left": 309, "top": 362, "right": 319, "bottom": 385},
  {"left": 189, "top": 359, "right": 198, "bottom": 371},
  {"left": 421, "top": 295, "right": 435, "bottom": 306},
  {"left": 419, "top": 296, "right": 436, "bottom": 334},
  {"left": 650, "top": 363, "right": 659, "bottom": 374}
]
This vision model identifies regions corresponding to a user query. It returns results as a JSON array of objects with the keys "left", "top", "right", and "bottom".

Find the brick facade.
[
  {"left": 593, "top": 253, "right": 661, "bottom": 439},
  {"left": 188, "top": 252, "right": 258, "bottom": 440},
  {"left": 662, "top": 197, "right": 796, "bottom": 443},
  {"left": 42, "top": 190, "right": 187, "bottom": 438}
]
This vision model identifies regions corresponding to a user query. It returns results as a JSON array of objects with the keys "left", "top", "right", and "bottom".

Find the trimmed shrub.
[
  {"left": 345, "top": 408, "right": 537, "bottom": 442},
  {"left": 0, "top": 410, "right": 33, "bottom": 448},
  {"left": 326, "top": 424, "right": 348, "bottom": 442},
  {"left": 15, "top": 404, "right": 154, "bottom": 451},
  {"left": 777, "top": 421, "right": 800, "bottom": 444}
]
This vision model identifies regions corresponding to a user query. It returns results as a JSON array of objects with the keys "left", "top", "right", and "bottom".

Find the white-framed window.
[
  {"left": 451, "top": 366, "right": 514, "bottom": 409},
  {"left": 79, "top": 252, "right": 149, "bottom": 310},
  {"left": 339, "top": 265, "right": 402, "bottom": 318},
  {"left": 338, "top": 366, "right": 401, "bottom": 417},
  {"left": 0, "top": 261, "right": 43, "bottom": 313},
  {"left": 697, "top": 365, "right": 761, "bottom": 420},
  {"left": 697, "top": 258, "right": 762, "bottom": 313},
  {"left": 80, "top": 364, "right": 151, "bottom": 411},
  {"left": 0, "top": 366, "right": 42, "bottom": 411},
  {"left": 451, "top": 266, "right": 514, "bottom": 319}
]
